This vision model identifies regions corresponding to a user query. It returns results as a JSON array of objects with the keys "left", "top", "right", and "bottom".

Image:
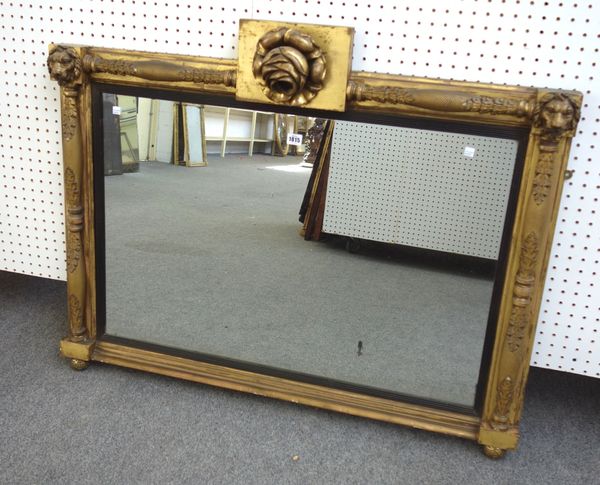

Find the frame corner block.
[
  {"left": 478, "top": 424, "right": 519, "bottom": 451},
  {"left": 60, "top": 338, "right": 95, "bottom": 362}
]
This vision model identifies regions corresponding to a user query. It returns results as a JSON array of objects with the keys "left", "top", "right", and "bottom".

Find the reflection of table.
[{"left": 322, "top": 121, "right": 518, "bottom": 260}]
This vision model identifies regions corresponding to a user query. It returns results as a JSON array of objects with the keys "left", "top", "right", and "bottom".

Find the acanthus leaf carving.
[
  {"left": 506, "top": 232, "right": 539, "bottom": 353},
  {"left": 94, "top": 58, "right": 137, "bottom": 77},
  {"left": 491, "top": 376, "right": 514, "bottom": 431},
  {"left": 532, "top": 149, "right": 555, "bottom": 205},
  {"left": 179, "top": 67, "right": 232, "bottom": 86},
  {"left": 67, "top": 231, "right": 82, "bottom": 274},
  {"left": 61, "top": 92, "right": 79, "bottom": 142},
  {"left": 82, "top": 54, "right": 237, "bottom": 88},
  {"left": 347, "top": 82, "right": 415, "bottom": 106},
  {"left": 367, "top": 86, "right": 414, "bottom": 105},
  {"left": 518, "top": 232, "right": 538, "bottom": 278},
  {"left": 68, "top": 294, "right": 85, "bottom": 340},
  {"left": 347, "top": 82, "right": 530, "bottom": 118},
  {"left": 64, "top": 168, "right": 80, "bottom": 207}
]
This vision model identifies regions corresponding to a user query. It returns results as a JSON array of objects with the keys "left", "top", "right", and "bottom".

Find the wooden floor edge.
[{"left": 92, "top": 341, "right": 480, "bottom": 441}]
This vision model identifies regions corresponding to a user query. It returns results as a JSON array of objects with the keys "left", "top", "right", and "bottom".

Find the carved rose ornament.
[{"left": 252, "top": 28, "right": 326, "bottom": 106}]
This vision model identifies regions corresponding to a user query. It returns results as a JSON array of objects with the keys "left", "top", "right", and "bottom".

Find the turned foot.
[
  {"left": 482, "top": 445, "right": 506, "bottom": 459},
  {"left": 70, "top": 358, "right": 89, "bottom": 371}
]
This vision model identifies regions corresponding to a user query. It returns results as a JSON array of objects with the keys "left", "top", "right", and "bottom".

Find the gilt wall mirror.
[{"left": 47, "top": 19, "right": 581, "bottom": 458}]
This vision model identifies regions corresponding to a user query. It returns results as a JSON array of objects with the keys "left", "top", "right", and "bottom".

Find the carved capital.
[
  {"left": 253, "top": 28, "right": 326, "bottom": 106},
  {"left": 47, "top": 45, "right": 82, "bottom": 87}
]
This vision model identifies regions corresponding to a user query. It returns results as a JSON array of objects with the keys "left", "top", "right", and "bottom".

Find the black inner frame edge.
[{"left": 91, "top": 81, "right": 529, "bottom": 417}]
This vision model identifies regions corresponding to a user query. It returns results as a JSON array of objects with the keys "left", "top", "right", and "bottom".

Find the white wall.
[{"left": 0, "top": 0, "right": 597, "bottom": 377}]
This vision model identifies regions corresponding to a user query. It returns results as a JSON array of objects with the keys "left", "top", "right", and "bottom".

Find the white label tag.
[
  {"left": 463, "top": 146, "right": 476, "bottom": 158},
  {"left": 287, "top": 133, "right": 303, "bottom": 146},
  {"left": 112, "top": 106, "right": 122, "bottom": 116}
]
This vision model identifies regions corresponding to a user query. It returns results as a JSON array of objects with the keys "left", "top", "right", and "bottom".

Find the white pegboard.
[
  {"left": 0, "top": 0, "right": 597, "bottom": 376},
  {"left": 323, "top": 122, "right": 517, "bottom": 259}
]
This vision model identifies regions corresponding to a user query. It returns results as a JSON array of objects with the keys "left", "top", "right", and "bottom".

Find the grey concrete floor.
[{"left": 1, "top": 270, "right": 599, "bottom": 484}]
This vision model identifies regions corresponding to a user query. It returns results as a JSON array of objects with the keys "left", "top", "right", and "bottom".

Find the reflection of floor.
[{"left": 104, "top": 155, "right": 495, "bottom": 408}]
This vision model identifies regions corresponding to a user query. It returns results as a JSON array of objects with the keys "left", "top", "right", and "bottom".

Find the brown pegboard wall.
[{"left": 0, "top": 0, "right": 597, "bottom": 376}]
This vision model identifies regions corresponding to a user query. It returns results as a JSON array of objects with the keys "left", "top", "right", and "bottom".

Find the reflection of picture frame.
[
  {"left": 272, "top": 113, "right": 290, "bottom": 156},
  {"left": 173, "top": 102, "right": 207, "bottom": 167}
]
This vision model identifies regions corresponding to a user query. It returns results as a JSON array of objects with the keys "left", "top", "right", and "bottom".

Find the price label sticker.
[
  {"left": 463, "top": 146, "right": 476, "bottom": 158},
  {"left": 287, "top": 133, "right": 303, "bottom": 146},
  {"left": 112, "top": 106, "right": 122, "bottom": 116}
]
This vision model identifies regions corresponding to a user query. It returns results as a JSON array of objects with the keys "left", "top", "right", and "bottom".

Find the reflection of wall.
[{"left": 324, "top": 121, "right": 517, "bottom": 260}]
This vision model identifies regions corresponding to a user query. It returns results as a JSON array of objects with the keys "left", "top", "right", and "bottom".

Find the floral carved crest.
[
  {"left": 47, "top": 45, "right": 82, "bottom": 86},
  {"left": 252, "top": 28, "right": 326, "bottom": 106}
]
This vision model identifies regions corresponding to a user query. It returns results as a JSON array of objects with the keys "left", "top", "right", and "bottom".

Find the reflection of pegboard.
[
  {"left": 0, "top": 0, "right": 597, "bottom": 376},
  {"left": 323, "top": 122, "right": 517, "bottom": 260}
]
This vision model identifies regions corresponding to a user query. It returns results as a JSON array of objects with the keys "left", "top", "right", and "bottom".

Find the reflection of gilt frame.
[
  {"left": 47, "top": 18, "right": 581, "bottom": 459},
  {"left": 172, "top": 103, "right": 208, "bottom": 167}
]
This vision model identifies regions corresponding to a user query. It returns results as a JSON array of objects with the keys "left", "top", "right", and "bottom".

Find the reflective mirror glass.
[{"left": 99, "top": 92, "right": 522, "bottom": 409}]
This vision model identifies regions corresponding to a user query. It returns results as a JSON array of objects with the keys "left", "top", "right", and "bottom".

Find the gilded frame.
[
  {"left": 47, "top": 23, "right": 581, "bottom": 458},
  {"left": 173, "top": 102, "right": 208, "bottom": 167}
]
